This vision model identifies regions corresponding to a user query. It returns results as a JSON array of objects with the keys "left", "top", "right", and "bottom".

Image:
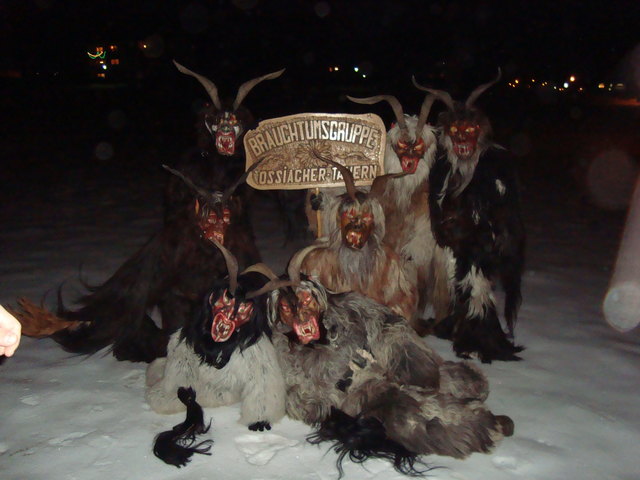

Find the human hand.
[{"left": 0, "top": 304, "right": 22, "bottom": 357}]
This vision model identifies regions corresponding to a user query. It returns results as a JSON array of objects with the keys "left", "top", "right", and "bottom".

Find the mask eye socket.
[
  {"left": 450, "top": 126, "right": 458, "bottom": 134},
  {"left": 222, "top": 208, "right": 231, "bottom": 224},
  {"left": 466, "top": 126, "right": 476, "bottom": 134},
  {"left": 397, "top": 140, "right": 407, "bottom": 149}
]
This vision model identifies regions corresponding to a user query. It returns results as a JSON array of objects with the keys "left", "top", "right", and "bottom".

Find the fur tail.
[
  {"left": 435, "top": 308, "right": 523, "bottom": 363},
  {"left": 153, "top": 386, "right": 213, "bottom": 468},
  {"left": 11, "top": 298, "right": 80, "bottom": 337},
  {"left": 308, "top": 407, "right": 430, "bottom": 478},
  {"left": 21, "top": 233, "right": 171, "bottom": 362}
]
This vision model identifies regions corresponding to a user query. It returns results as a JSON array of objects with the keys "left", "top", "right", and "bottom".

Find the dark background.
[{"left": 1, "top": 0, "right": 639, "bottom": 211}]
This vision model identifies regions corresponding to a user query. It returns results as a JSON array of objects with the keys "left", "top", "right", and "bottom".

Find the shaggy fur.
[
  {"left": 424, "top": 73, "right": 526, "bottom": 363},
  {"left": 146, "top": 271, "right": 286, "bottom": 429},
  {"left": 270, "top": 280, "right": 513, "bottom": 473},
  {"left": 152, "top": 386, "right": 214, "bottom": 468},
  {"left": 301, "top": 194, "right": 419, "bottom": 323},
  {"left": 380, "top": 115, "right": 450, "bottom": 324},
  {"left": 14, "top": 163, "right": 259, "bottom": 363}
]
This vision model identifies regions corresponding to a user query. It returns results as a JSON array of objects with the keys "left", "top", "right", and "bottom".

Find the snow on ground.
[{"left": 1, "top": 132, "right": 639, "bottom": 480}]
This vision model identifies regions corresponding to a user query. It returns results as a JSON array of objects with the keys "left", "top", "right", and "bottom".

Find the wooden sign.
[{"left": 243, "top": 113, "right": 386, "bottom": 190}]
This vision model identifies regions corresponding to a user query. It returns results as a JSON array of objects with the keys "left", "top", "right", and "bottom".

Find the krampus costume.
[
  {"left": 414, "top": 71, "right": 526, "bottom": 362},
  {"left": 269, "top": 246, "right": 514, "bottom": 475},
  {"left": 146, "top": 239, "right": 287, "bottom": 430},
  {"left": 348, "top": 93, "right": 450, "bottom": 328},
  {"left": 15, "top": 159, "right": 263, "bottom": 363},
  {"left": 299, "top": 150, "right": 419, "bottom": 324}
]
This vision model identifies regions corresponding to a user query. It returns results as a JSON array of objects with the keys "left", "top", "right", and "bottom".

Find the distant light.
[
  {"left": 87, "top": 51, "right": 106, "bottom": 59},
  {"left": 598, "top": 83, "right": 605, "bottom": 89},
  {"left": 329, "top": 67, "right": 333, "bottom": 72},
  {"left": 334, "top": 66, "right": 339, "bottom": 71},
  {"left": 354, "top": 66, "right": 359, "bottom": 72},
  {"left": 569, "top": 75, "right": 576, "bottom": 82},
  {"left": 531, "top": 78, "right": 536, "bottom": 83},
  {"left": 563, "top": 82, "right": 569, "bottom": 88},
  {"left": 579, "top": 87, "right": 584, "bottom": 92},
  {"left": 102, "top": 64, "right": 108, "bottom": 70},
  {"left": 362, "top": 74, "right": 367, "bottom": 78},
  {"left": 515, "top": 79, "right": 519, "bottom": 84}
]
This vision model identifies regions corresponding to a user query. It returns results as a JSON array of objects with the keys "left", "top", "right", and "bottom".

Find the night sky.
[{"left": 1, "top": 0, "right": 638, "bottom": 90}]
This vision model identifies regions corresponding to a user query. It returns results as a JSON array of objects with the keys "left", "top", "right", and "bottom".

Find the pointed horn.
[
  {"left": 369, "top": 172, "right": 409, "bottom": 199},
  {"left": 233, "top": 68, "right": 285, "bottom": 110},
  {"left": 241, "top": 263, "right": 278, "bottom": 281},
  {"left": 411, "top": 76, "right": 455, "bottom": 111},
  {"left": 245, "top": 279, "right": 295, "bottom": 300},
  {"left": 466, "top": 68, "right": 501, "bottom": 109},
  {"left": 173, "top": 60, "right": 222, "bottom": 110},
  {"left": 415, "top": 94, "right": 436, "bottom": 138},
  {"left": 162, "top": 164, "right": 222, "bottom": 206},
  {"left": 347, "top": 95, "right": 408, "bottom": 136},
  {"left": 310, "top": 148, "right": 358, "bottom": 202},
  {"left": 221, "top": 156, "right": 265, "bottom": 204},
  {"left": 287, "top": 240, "right": 330, "bottom": 286},
  {"left": 209, "top": 238, "right": 239, "bottom": 295}
]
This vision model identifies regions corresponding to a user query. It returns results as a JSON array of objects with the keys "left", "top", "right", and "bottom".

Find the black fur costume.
[{"left": 415, "top": 72, "right": 526, "bottom": 362}]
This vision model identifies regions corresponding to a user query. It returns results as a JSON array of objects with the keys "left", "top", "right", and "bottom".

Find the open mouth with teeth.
[
  {"left": 294, "top": 317, "right": 320, "bottom": 344},
  {"left": 216, "top": 131, "right": 237, "bottom": 156},
  {"left": 345, "top": 229, "right": 366, "bottom": 249},
  {"left": 400, "top": 156, "right": 419, "bottom": 174},
  {"left": 211, "top": 312, "right": 235, "bottom": 342},
  {"left": 453, "top": 143, "right": 474, "bottom": 158}
]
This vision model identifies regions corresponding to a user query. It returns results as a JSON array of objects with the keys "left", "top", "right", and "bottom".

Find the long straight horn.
[
  {"left": 287, "top": 240, "right": 331, "bottom": 286},
  {"left": 221, "top": 156, "right": 266, "bottom": 204},
  {"left": 415, "top": 94, "right": 436, "bottom": 138},
  {"left": 162, "top": 164, "right": 222, "bottom": 205},
  {"left": 466, "top": 68, "right": 502, "bottom": 109},
  {"left": 209, "top": 238, "right": 239, "bottom": 295},
  {"left": 369, "top": 172, "right": 409, "bottom": 199},
  {"left": 347, "top": 95, "right": 408, "bottom": 136},
  {"left": 173, "top": 60, "right": 222, "bottom": 110},
  {"left": 311, "top": 148, "right": 358, "bottom": 202},
  {"left": 411, "top": 76, "right": 455, "bottom": 111},
  {"left": 233, "top": 68, "right": 286, "bottom": 110}
]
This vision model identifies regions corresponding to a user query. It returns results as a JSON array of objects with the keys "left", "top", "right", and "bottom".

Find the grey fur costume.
[
  {"left": 271, "top": 283, "right": 513, "bottom": 459},
  {"left": 146, "top": 331, "right": 286, "bottom": 427}
]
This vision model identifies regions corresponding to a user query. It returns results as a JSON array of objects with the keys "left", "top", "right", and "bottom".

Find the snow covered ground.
[{"left": 1, "top": 109, "right": 640, "bottom": 480}]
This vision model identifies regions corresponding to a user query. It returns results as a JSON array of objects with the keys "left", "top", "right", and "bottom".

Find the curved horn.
[
  {"left": 347, "top": 95, "right": 408, "bottom": 136},
  {"left": 310, "top": 148, "right": 358, "bottom": 202},
  {"left": 414, "top": 94, "right": 436, "bottom": 138},
  {"left": 411, "top": 76, "right": 455, "bottom": 111},
  {"left": 221, "top": 156, "right": 266, "bottom": 204},
  {"left": 173, "top": 60, "right": 222, "bottom": 110},
  {"left": 245, "top": 278, "right": 295, "bottom": 300},
  {"left": 233, "top": 68, "right": 286, "bottom": 111},
  {"left": 466, "top": 68, "right": 502, "bottom": 109},
  {"left": 287, "top": 240, "right": 330, "bottom": 286},
  {"left": 162, "top": 164, "right": 222, "bottom": 206},
  {"left": 209, "top": 238, "right": 239, "bottom": 295},
  {"left": 369, "top": 172, "right": 409, "bottom": 199},
  {"left": 241, "top": 263, "right": 278, "bottom": 281}
]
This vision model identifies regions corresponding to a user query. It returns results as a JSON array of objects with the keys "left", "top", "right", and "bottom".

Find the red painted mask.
[
  {"left": 447, "top": 121, "right": 481, "bottom": 159},
  {"left": 292, "top": 290, "right": 321, "bottom": 344},
  {"left": 197, "top": 201, "right": 231, "bottom": 245},
  {"left": 209, "top": 289, "right": 254, "bottom": 342},
  {"left": 206, "top": 112, "right": 243, "bottom": 156},
  {"left": 339, "top": 205, "right": 374, "bottom": 250},
  {"left": 394, "top": 137, "right": 426, "bottom": 174}
]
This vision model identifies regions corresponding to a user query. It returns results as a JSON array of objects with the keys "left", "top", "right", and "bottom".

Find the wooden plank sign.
[{"left": 243, "top": 113, "right": 386, "bottom": 190}]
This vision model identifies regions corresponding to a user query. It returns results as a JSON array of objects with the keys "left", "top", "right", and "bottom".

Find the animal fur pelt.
[
  {"left": 269, "top": 272, "right": 514, "bottom": 474},
  {"left": 348, "top": 94, "right": 451, "bottom": 328},
  {"left": 14, "top": 163, "right": 260, "bottom": 363},
  {"left": 414, "top": 71, "right": 526, "bottom": 363},
  {"left": 299, "top": 151, "right": 420, "bottom": 326},
  {"left": 145, "top": 244, "right": 287, "bottom": 430},
  {"left": 152, "top": 386, "right": 214, "bottom": 468}
]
